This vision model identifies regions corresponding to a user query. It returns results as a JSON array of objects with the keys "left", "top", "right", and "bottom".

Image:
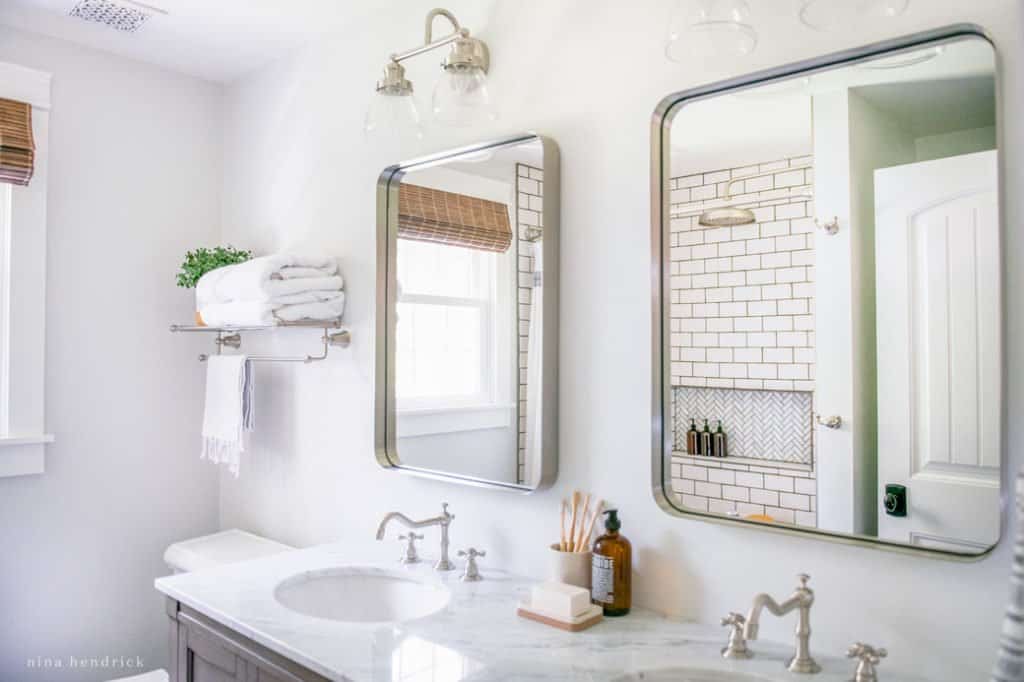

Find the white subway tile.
[
  {"left": 681, "top": 494, "right": 709, "bottom": 511},
  {"left": 733, "top": 317, "right": 763, "bottom": 333},
  {"left": 738, "top": 472, "right": 765, "bottom": 488},
  {"left": 795, "top": 478, "right": 817, "bottom": 496},
  {"left": 707, "top": 378, "right": 735, "bottom": 388},
  {"left": 793, "top": 348, "right": 815, "bottom": 363},
  {"left": 705, "top": 227, "right": 733, "bottom": 243},
  {"left": 690, "top": 184, "right": 717, "bottom": 201},
  {"left": 693, "top": 303, "right": 719, "bottom": 317},
  {"left": 747, "top": 269, "right": 776, "bottom": 285},
  {"left": 720, "top": 363, "right": 748, "bottom": 378},
  {"left": 791, "top": 217, "right": 816, "bottom": 234},
  {"left": 708, "top": 498, "right": 735, "bottom": 515},
  {"left": 746, "top": 238, "right": 775, "bottom": 254},
  {"left": 691, "top": 244, "right": 718, "bottom": 259},
  {"left": 778, "top": 299, "right": 809, "bottom": 315},
  {"left": 776, "top": 234, "right": 806, "bottom": 251},
  {"left": 764, "top": 380, "right": 795, "bottom": 390},
  {"left": 734, "top": 379, "right": 764, "bottom": 389},
  {"left": 793, "top": 282, "right": 814, "bottom": 298},
  {"left": 763, "top": 316, "right": 794, "bottom": 332},
  {"left": 733, "top": 286, "right": 762, "bottom": 301},
  {"left": 734, "top": 348, "right": 762, "bottom": 363},
  {"left": 677, "top": 174, "right": 702, "bottom": 188},
  {"left": 752, "top": 206, "right": 775, "bottom": 222},
  {"left": 693, "top": 363, "right": 720, "bottom": 378},
  {"left": 691, "top": 273, "right": 718, "bottom": 288},
  {"left": 778, "top": 331, "right": 808, "bottom": 346},
  {"left": 747, "top": 301, "right": 777, "bottom": 316},
  {"left": 774, "top": 203, "right": 806, "bottom": 220},
  {"left": 795, "top": 511, "right": 817, "bottom": 527},
  {"left": 744, "top": 175, "right": 773, "bottom": 192},
  {"left": 764, "top": 347, "right": 793, "bottom": 363},
  {"left": 671, "top": 477, "right": 695, "bottom": 494},
  {"left": 678, "top": 288, "right": 706, "bottom": 303},
  {"left": 794, "top": 315, "right": 814, "bottom": 330},
  {"left": 793, "top": 380, "right": 815, "bottom": 391},
  {"left": 776, "top": 267, "right": 806, "bottom": 283},
  {"left": 707, "top": 318, "right": 734, "bottom": 333},
  {"left": 723, "top": 485, "right": 750, "bottom": 502},
  {"left": 774, "top": 169, "right": 805, "bottom": 188},
  {"left": 707, "top": 348, "right": 733, "bottom": 363},
  {"left": 704, "top": 170, "right": 730, "bottom": 184},
  {"left": 679, "top": 260, "right": 705, "bottom": 274},
  {"left": 681, "top": 464, "right": 708, "bottom": 481},
  {"left": 719, "top": 302, "right": 747, "bottom": 316},
  {"left": 764, "top": 474, "right": 795, "bottom": 492},
  {"left": 749, "top": 488, "right": 777, "bottom": 505},
  {"left": 679, "top": 231, "right": 705, "bottom": 246},
  {"left": 779, "top": 492, "right": 810, "bottom": 511},
  {"left": 709, "top": 468, "right": 736, "bottom": 485},
  {"left": 679, "top": 318, "right": 706, "bottom": 332},
  {"left": 732, "top": 255, "right": 761, "bottom": 270},
  {"left": 761, "top": 283, "right": 792, "bottom": 300},
  {"left": 706, "top": 257, "right": 732, "bottom": 273},
  {"left": 779, "top": 365, "right": 809, "bottom": 380},
  {"left": 746, "top": 332, "right": 776, "bottom": 347},
  {"left": 719, "top": 333, "right": 746, "bottom": 347},
  {"left": 691, "top": 333, "right": 719, "bottom": 347},
  {"left": 718, "top": 271, "right": 746, "bottom": 286},
  {"left": 761, "top": 220, "right": 790, "bottom": 237},
  {"left": 747, "top": 363, "right": 778, "bottom": 379},
  {"left": 695, "top": 481, "right": 722, "bottom": 498},
  {"left": 731, "top": 225, "right": 759, "bottom": 241},
  {"left": 736, "top": 502, "right": 766, "bottom": 517},
  {"left": 706, "top": 287, "right": 734, "bottom": 302},
  {"left": 718, "top": 241, "right": 746, "bottom": 258},
  {"left": 759, "top": 252, "right": 792, "bottom": 269},
  {"left": 765, "top": 507, "right": 795, "bottom": 523}
]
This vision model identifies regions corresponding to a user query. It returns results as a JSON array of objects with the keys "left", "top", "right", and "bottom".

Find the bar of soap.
[{"left": 530, "top": 582, "right": 591, "bottom": 619}]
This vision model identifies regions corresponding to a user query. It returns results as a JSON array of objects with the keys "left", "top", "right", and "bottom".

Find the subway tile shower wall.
[
  {"left": 516, "top": 163, "right": 543, "bottom": 485},
  {"left": 669, "top": 156, "right": 815, "bottom": 391}
]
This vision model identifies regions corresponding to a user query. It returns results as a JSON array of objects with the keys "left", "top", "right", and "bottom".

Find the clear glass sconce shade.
[
  {"left": 431, "top": 67, "right": 497, "bottom": 127},
  {"left": 799, "top": 0, "right": 909, "bottom": 32},
  {"left": 665, "top": 0, "right": 757, "bottom": 63},
  {"left": 364, "top": 92, "right": 423, "bottom": 140}
]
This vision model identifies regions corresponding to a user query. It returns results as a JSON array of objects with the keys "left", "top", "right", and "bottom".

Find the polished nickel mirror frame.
[
  {"left": 650, "top": 25, "right": 1005, "bottom": 559},
  {"left": 376, "top": 133, "right": 560, "bottom": 492}
]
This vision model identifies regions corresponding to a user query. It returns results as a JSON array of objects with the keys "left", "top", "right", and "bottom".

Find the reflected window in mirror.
[
  {"left": 654, "top": 29, "right": 1001, "bottom": 556},
  {"left": 377, "top": 135, "right": 559, "bottom": 492}
]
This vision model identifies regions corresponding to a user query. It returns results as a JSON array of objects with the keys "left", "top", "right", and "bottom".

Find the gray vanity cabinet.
[{"left": 166, "top": 599, "right": 330, "bottom": 682}]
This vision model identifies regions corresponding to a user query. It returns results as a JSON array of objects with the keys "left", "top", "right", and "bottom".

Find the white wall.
[
  {"left": 217, "top": 2, "right": 1022, "bottom": 679},
  {"left": 0, "top": 27, "right": 222, "bottom": 681}
]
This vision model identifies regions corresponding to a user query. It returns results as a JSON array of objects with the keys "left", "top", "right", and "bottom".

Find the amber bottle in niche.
[
  {"left": 686, "top": 419, "right": 699, "bottom": 455},
  {"left": 591, "top": 509, "right": 631, "bottom": 617}
]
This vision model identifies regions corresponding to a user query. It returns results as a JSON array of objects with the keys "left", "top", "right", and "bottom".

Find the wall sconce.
[{"left": 364, "top": 8, "right": 495, "bottom": 136}]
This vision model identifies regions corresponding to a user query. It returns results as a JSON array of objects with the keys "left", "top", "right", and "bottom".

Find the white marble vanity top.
[{"left": 155, "top": 543, "right": 922, "bottom": 682}]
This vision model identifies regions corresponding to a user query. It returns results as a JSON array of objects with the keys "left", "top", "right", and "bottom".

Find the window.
[
  {"left": 396, "top": 239, "right": 510, "bottom": 411},
  {"left": 0, "top": 62, "right": 53, "bottom": 477}
]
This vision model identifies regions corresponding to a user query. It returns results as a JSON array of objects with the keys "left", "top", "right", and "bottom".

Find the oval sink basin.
[
  {"left": 612, "top": 670, "right": 772, "bottom": 682},
  {"left": 273, "top": 567, "right": 450, "bottom": 624}
]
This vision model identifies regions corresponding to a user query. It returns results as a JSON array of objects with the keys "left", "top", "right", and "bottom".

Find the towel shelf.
[{"left": 170, "top": 319, "right": 351, "bottom": 364}]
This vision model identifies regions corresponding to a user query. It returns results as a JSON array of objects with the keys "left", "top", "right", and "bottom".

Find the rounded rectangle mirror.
[
  {"left": 376, "top": 134, "right": 559, "bottom": 491},
  {"left": 652, "top": 26, "right": 1003, "bottom": 557}
]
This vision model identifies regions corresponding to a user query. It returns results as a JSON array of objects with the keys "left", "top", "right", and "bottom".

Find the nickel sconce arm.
[{"left": 389, "top": 8, "right": 469, "bottom": 64}]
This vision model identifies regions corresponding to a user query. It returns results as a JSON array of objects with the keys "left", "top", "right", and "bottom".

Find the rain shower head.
[{"left": 698, "top": 205, "right": 756, "bottom": 227}]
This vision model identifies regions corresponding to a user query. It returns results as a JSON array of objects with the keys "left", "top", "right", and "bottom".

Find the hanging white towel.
[{"left": 201, "top": 355, "right": 254, "bottom": 477}]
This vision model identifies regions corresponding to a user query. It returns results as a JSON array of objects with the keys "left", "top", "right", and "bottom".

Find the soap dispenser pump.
[{"left": 591, "top": 509, "right": 632, "bottom": 617}]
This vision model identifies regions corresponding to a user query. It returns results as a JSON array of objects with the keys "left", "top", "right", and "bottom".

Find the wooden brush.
[
  {"left": 579, "top": 499, "right": 604, "bottom": 553},
  {"left": 574, "top": 493, "right": 592, "bottom": 552},
  {"left": 559, "top": 500, "right": 568, "bottom": 552},
  {"left": 568, "top": 490, "right": 581, "bottom": 552}
]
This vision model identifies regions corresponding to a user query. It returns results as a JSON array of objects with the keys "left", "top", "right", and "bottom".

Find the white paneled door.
[{"left": 875, "top": 150, "right": 1000, "bottom": 551}]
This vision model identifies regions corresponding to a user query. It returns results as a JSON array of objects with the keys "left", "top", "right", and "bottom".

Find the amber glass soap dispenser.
[{"left": 591, "top": 509, "right": 631, "bottom": 616}]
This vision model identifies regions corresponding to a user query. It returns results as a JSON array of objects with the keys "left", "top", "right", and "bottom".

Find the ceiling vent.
[{"left": 68, "top": 0, "right": 164, "bottom": 33}]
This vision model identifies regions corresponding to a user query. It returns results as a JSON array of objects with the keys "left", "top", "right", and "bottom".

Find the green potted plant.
[{"left": 177, "top": 246, "right": 252, "bottom": 325}]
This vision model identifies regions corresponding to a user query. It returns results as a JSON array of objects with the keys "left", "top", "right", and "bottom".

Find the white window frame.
[
  {"left": 396, "top": 243, "right": 516, "bottom": 437},
  {"left": 0, "top": 62, "right": 54, "bottom": 477}
]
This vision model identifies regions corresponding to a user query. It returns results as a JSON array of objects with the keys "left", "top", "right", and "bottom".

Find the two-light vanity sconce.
[{"left": 364, "top": 8, "right": 495, "bottom": 138}]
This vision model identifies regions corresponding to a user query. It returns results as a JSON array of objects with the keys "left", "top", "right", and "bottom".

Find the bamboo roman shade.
[
  {"left": 0, "top": 98, "right": 34, "bottom": 187},
  {"left": 398, "top": 183, "right": 512, "bottom": 253}
]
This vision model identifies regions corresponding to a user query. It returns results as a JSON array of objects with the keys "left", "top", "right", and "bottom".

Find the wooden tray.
[{"left": 516, "top": 601, "right": 603, "bottom": 632}]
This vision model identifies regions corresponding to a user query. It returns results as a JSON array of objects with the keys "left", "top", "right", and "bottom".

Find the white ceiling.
[{"left": 0, "top": 0, "right": 381, "bottom": 82}]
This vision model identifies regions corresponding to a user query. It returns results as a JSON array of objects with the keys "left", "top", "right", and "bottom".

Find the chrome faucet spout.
[
  {"left": 743, "top": 574, "right": 820, "bottom": 674},
  {"left": 375, "top": 503, "right": 456, "bottom": 571}
]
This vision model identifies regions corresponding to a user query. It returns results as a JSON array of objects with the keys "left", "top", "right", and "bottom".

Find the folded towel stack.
[{"left": 196, "top": 254, "right": 345, "bottom": 327}]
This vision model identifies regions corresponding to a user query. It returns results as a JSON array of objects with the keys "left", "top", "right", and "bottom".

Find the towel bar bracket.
[{"left": 171, "top": 320, "right": 351, "bottom": 364}]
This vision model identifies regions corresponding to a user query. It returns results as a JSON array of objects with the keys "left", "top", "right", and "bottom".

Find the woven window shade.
[
  {"left": 0, "top": 98, "right": 34, "bottom": 187},
  {"left": 398, "top": 183, "right": 512, "bottom": 253}
]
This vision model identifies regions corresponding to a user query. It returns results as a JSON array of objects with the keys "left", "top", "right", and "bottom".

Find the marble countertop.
[{"left": 155, "top": 543, "right": 921, "bottom": 682}]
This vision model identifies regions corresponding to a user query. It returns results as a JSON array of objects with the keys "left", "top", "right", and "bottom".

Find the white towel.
[
  {"left": 201, "top": 355, "right": 254, "bottom": 477},
  {"left": 196, "top": 255, "right": 342, "bottom": 306},
  {"left": 199, "top": 291, "right": 346, "bottom": 327}
]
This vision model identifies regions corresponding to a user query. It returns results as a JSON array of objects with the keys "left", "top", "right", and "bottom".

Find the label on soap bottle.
[{"left": 591, "top": 554, "right": 614, "bottom": 604}]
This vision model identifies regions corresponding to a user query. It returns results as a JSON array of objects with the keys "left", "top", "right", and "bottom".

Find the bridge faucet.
[
  {"left": 743, "top": 573, "right": 821, "bottom": 674},
  {"left": 375, "top": 503, "right": 456, "bottom": 571}
]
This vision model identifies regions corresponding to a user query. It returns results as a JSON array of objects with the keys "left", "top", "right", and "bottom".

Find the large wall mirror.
[
  {"left": 376, "top": 134, "right": 559, "bottom": 491},
  {"left": 652, "top": 26, "right": 1003, "bottom": 556}
]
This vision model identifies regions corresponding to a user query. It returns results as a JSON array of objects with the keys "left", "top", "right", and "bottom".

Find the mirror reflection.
[
  {"left": 381, "top": 136, "right": 554, "bottom": 489},
  {"left": 663, "top": 36, "right": 999, "bottom": 553}
]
